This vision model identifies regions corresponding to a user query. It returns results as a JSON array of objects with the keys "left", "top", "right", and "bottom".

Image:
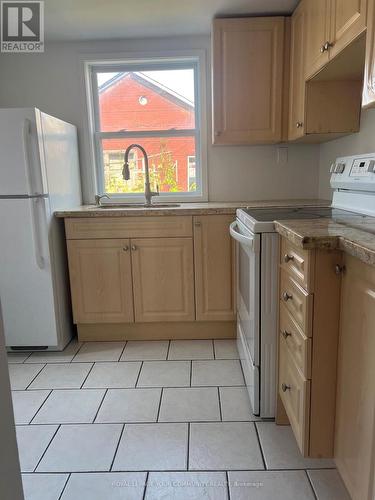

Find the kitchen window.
[{"left": 87, "top": 56, "right": 206, "bottom": 201}]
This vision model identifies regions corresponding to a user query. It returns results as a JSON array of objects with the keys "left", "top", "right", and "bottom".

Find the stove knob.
[
  {"left": 368, "top": 160, "right": 375, "bottom": 173},
  {"left": 334, "top": 163, "right": 346, "bottom": 174},
  {"left": 330, "top": 163, "right": 336, "bottom": 173}
]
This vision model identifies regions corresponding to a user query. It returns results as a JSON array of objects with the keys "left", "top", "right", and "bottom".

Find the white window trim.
[{"left": 83, "top": 49, "right": 208, "bottom": 203}]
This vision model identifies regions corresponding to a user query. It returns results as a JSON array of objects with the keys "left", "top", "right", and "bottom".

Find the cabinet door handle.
[
  {"left": 282, "top": 383, "right": 291, "bottom": 392},
  {"left": 296, "top": 122, "right": 303, "bottom": 128},
  {"left": 281, "top": 330, "right": 292, "bottom": 339},
  {"left": 284, "top": 253, "right": 294, "bottom": 263},
  {"left": 335, "top": 264, "right": 346, "bottom": 275},
  {"left": 123, "top": 245, "right": 129, "bottom": 252},
  {"left": 282, "top": 291, "right": 293, "bottom": 302},
  {"left": 131, "top": 245, "right": 137, "bottom": 251}
]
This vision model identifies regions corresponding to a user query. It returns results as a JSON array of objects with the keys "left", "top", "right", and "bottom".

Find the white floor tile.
[
  {"left": 61, "top": 472, "right": 146, "bottom": 500},
  {"left": 26, "top": 339, "right": 82, "bottom": 363},
  {"left": 214, "top": 339, "right": 239, "bottom": 359},
  {"left": 220, "top": 387, "right": 259, "bottom": 421},
  {"left": 22, "top": 473, "right": 68, "bottom": 500},
  {"left": 146, "top": 472, "right": 228, "bottom": 499},
  {"left": 120, "top": 341, "right": 169, "bottom": 361},
  {"left": 7, "top": 352, "right": 31, "bottom": 363},
  {"left": 16, "top": 425, "right": 58, "bottom": 472},
  {"left": 189, "top": 422, "right": 264, "bottom": 470},
  {"left": 32, "top": 389, "right": 105, "bottom": 424},
  {"left": 73, "top": 342, "right": 125, "bottom": 362},
  {"left": 112, "top": 423, "right": 188, "bottom": 471},
  {"left": 95, "top": 388, "right": 161, "bottom": 423},
  {"left": 159, "top": 387, "right": 220, "bottom": 422},
  {"left": 228, "top": 471, "right": 315, "bottom": 499},
  {"left": 191, "top": 360, "right": 244, "bottom": 386},
  {"left": 37, "top": 424, "right": 123, "bottom": 472},
  {"left": 256, "top": 423, "right": 335, "bottom": 469},
  {"left": 307, "top": 469, "right": 351, "bottom": 500},
  {"left": 137, "top": 361, "right": 190, "bottom": 387},
  {"left": 83, "top": 362, "right": 141, "bottom": 388},
  {"left": 8, "top": 364, "right": 45, "bottom": 390},
  {"left": 12, "top": 390, "right": 50, "bottom": 424},
  {"left": 168, "top": 340, "right": 214, "bottom": 360},
  {"left": 28, "top": 363, "right": 93, "bottom": 390}
]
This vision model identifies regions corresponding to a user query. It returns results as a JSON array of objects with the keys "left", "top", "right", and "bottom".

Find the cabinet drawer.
[
  {"left": 280, "top": 269, "right": 313, "bottom": 333},
  {"left": 279, "top": 338, "right": 311, "bottom": 456},
  {"left": 65, "top": 216, "right": 193, "bottom": 240},
  {"left": 280, "top": 238, "right": 314, "bottom": 291},
  {"left": 280, "top": 302, "right": 312, "bottom": 378}
]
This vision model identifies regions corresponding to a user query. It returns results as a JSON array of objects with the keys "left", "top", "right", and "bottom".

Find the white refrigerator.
[{"left": 0, "top": 108, "right": 82, "bottom": 351}]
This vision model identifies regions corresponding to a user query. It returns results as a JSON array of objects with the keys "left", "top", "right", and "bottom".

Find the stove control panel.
[{"left": 330, "top": 153, "right": 375, "bottom": 193}]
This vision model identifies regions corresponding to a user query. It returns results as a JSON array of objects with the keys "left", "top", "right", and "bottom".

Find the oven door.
[{"left": 229, "top": 219, "right": 261, "bottom": 366}]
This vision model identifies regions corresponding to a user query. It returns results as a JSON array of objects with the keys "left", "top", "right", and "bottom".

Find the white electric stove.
[{"left": 230, "top": 153, "right": 375, "bottom": 418}]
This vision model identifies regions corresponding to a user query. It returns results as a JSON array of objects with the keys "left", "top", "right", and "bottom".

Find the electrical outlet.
[{"left": 277, "top": 146, "right": 288, "bottom": 165}]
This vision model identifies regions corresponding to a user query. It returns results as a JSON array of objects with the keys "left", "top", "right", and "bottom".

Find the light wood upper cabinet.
[
  {"left": 334, "top": 254, "right": 375, "bottom": 500},
  {"left": 212, "top": 17, "right": 285, "bottom": 144},
  {"left": 67, "top": 239, "right": 134, "bottom": 324},
  {"left": 305, "top": 0, "right": 367, "bottom": 79},
  {"left": 330, "top": 0, "right": 367, "bottom": 59},
  {"left": 193, "top": 215, "right": 235, "bottom": 321},
  {"left": 131, "top": 238, "right": 195, "bottom": 323},
  {"left": 363, "top": 0, "right": 375, "bottom": 107},
  {"left": 305, "top": 0, "right": 331, "bottom": 78},
  {"left": 288, "top": 0, "right": 307, "bottom": 140}
]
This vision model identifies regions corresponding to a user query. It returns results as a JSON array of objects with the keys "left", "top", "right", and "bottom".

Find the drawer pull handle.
[
  {"left": 282, "top": 330, "right": 292, "bottom": 339},
  {"left": 282, "top": 291, "right": 293, "bottom": 302},
  {"left": 284, "top": 254, "right": 294, "bottom": 263},
  {"left": 282, "top": 383, "right": 291, "bottom": 392}
]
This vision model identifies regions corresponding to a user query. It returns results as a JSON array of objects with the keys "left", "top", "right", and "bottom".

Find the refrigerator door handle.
[
  {"left": 30, "top": 197, "right": 45, "bottom": 269},
  {"left": 22, "top": 118, "right": 34, "bottom": 195}
]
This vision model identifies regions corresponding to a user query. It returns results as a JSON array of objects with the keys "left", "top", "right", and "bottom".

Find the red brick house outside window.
[{"left": 97, "top": 71, "right": 197, "bottom": 194}]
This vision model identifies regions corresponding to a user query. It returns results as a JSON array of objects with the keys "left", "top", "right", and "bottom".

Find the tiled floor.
[{"left": 9, "top": 338, "right": 351, "bottom": 499}]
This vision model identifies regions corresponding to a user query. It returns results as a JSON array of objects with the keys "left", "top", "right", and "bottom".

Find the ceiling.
[{"left": 44, "top": 0, "right": 299, "bottom": 41}]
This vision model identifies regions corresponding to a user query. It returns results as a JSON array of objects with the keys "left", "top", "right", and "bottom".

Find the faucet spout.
[{"left": 123, "top": 144, "right": 159, "bottom": 206}]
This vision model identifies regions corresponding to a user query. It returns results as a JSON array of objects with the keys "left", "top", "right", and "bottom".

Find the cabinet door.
[
  {"left": 131, "top": 238, "right": 195, "bottom": 322},
  {"left": 67, "top": 239, "right": 134, "bottom": 324},
  {"left": 305, "top": 0, "right": 331, "bottom": 78},
  {"left": 193, "top": 215, "right": 235, "bottom": 321},
  {"left": 334, "top": 255, "right": 375, "bottom": 500},
  {"left": 363, "top": 0, "right": 375, "bottom": 107},
  {"left": 288, "top": 1, "right": 307, "bottom": 140},
  {"left": 330, "top": 0, "right": 367, "bottom": 59},
  {"left": 212, "top": 17, "right": 285, "bottom": 144}
]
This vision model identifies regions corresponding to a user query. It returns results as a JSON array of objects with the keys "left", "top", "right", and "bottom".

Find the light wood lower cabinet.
[
  {"left": 193, "top": 215, "right": 235, "bottom": 321},
  {"left": 67, "top": 239, "right": 134, "bottom": 324},
  {"left": 65, "top": 215, "right": 235, "bottom": 334},
  {"left": 277, "top": 238, "right": 342, "bottom": 458},
  {"left": 334, "top": 254, "right": 375, "bottom": 500},
  {"left": 131, "top": 238, "right": 194, "bottom": 323}
]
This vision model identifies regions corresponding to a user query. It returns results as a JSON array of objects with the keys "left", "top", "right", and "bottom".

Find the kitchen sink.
[{"left": 94, "top": 203, "right": 181, "bottom": 209}]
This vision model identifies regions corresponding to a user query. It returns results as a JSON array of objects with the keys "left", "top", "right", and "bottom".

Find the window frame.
[{"left": 84, "top": 52, "right": 207, "bottom": 202}]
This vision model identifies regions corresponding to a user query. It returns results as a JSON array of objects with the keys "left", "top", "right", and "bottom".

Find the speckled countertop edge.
[
  {"left": 55, "top": 199, "right": 330, "bottom": 218},
  {"left": 274, "top": 219, "right": 375, "bottom": 268}
]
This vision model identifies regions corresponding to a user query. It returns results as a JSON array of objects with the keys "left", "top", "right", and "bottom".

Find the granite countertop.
[
  {"left": 274, "top": 217, "right": 375, "bottom": 267},
  {"left": 55, "top": 199, "right": 330, "bottom": 218}
]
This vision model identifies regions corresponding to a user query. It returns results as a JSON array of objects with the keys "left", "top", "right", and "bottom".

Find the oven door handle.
[{"left": 229, "top": 221, "right": 256, "bottom": 249}]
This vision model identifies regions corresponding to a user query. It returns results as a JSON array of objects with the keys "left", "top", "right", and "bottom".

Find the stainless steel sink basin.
[{"left": 94, "top": 203, "right": 181, "bottom": 209}]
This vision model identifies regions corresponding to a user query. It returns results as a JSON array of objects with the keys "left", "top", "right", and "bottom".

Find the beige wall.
[
  {"left": 318, "top": 108, "right": 375, "bottom": 200},
  {"left": 0, "top": 36, "right": 321, "bottom": 203}
]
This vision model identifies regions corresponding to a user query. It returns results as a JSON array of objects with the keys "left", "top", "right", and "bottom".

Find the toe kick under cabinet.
[
  {"left": 64, "top": 214, "right": 236, "bottom": 341},
  {"left": 277, "top": 237, "right": 342, "bottom": 458}
]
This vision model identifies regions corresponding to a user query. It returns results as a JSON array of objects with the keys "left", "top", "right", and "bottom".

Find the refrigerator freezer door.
[
  {"left": 0, "top": 198, "right": 58, "bottom": 347},
  {"left": 0, "top": 108, "right": 45, "bottom": 196}
]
